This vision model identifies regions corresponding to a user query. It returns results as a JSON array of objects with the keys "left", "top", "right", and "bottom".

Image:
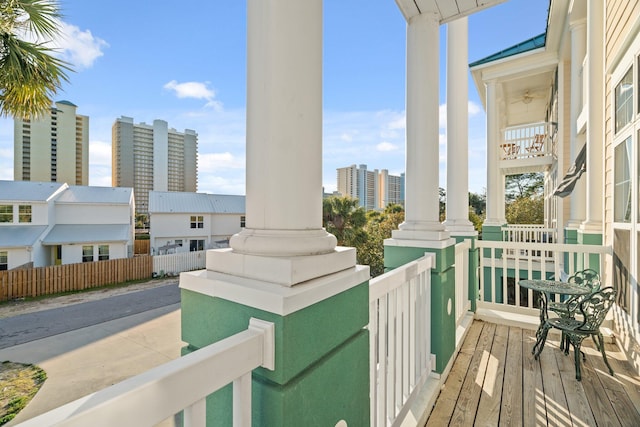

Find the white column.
[
  {"left": 393, "top": 12, "right": 449, "bottom": 242},
  {"left": 443, "top": 17, "right": 474, "bottom": 234},
  {"left": 484, "top": 80, "right": 504, "bottom": 225},
  {"left": 568, "top": 20, "right": 587, "bottom": 228},
  {"left": 582, "top": 0, "right": 604, "bottom": 233},
  {"left": 206, "top": 0, "right": 355, "bottom": 286}
]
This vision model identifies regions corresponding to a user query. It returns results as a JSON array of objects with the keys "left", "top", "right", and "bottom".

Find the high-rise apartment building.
[
  {"left": 112, "top": 116, "right": 197, "bottom": 214},
  {"left": 14, "top": 100, "right": 89, "bottom": 185},
  {"left": 336, "top": 164, "right": 404, "bottom": 210}
]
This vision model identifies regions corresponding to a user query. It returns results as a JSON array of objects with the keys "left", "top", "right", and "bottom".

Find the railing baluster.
[
  {"left": 233, "top": 373, "right": 252, "bottom": 427},
  {"left": 184, "top": 398, "right": 206, "bottom": 427}
]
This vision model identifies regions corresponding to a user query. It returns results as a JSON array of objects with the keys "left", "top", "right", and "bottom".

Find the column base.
[
  {"left": 443, "top": 219, "right": 476, "bottom": 235},
  {"left": 391, "top": 229, "right": 452, "bottom": 242},
  {"left": 230, "top": 228, "right": 337, "bottom": 257},
  {"left": 206, "top": 246, "right": 356, "bottom": 286}
]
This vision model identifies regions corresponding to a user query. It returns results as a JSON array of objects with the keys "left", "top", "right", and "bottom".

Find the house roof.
[
  {"left": 469, "top": 33, "right": 546, "bottom": 68},
  {"left": 41, "top": 224, "right": 130, "bottom": 245},
  {"left": 148, "top": 191, "right": 245, "bottom": 214},
  {"left": 57, "top": 186, "right": 133, "bottom": 205},
  {"left": 0, "top": 225, "right": 48, "bottom": 248},
  {"left": 0, "top": 181, "right": 66, "bottom": 202}
]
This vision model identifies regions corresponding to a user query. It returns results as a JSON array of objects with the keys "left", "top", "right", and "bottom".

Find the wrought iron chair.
[
  {"left": 535, "top": 287, "right": 616, "bottom": 381},
  {"left": 548, "top": 269, "right": 601, "bottom": 320}
]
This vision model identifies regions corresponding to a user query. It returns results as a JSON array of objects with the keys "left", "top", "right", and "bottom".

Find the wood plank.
[
  {"left": 499, "top": 327, "right": 523, "bottom": 426},
  {"left": 522, "top": 329, "right": 545, "bottom": 427},
  {"left": 459, "top": 319, "right": 484, "bottom": 355},
  {"left": 538, "top": 339, "right": 572, "bottom": 426},
  {"left": 449, "top": 323, "right": 496, "bottom": 426},
  {"left": 601, "top": 342, "right": 640, "bottom": 416},
  {"left": 425, "top": 351, "right": 472, "bottom": 426},
  {"left": 554, "top": 344, "right": 597, "bottom": 426},
  {"left": 476, "top": 324, "right": 508, "bottom": 426},
  {"left": 580, "top": 347, "right": 622, "bottom": 427}
]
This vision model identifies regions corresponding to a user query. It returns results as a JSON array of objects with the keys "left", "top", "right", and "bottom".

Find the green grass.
[{"left": 0, "top": 361, "right": 47, "bottom": 425}]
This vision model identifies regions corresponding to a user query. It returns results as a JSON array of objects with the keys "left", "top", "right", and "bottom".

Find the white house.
[
  {"left": 148, "top": 191, "right": 245, "bottom": 254},
  {"left": 0, "top": 181, "right": 135, "bottom": 269}
]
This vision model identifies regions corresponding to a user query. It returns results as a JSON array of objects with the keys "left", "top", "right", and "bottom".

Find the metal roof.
[
  {"left": 42, "top": 224, "right": 130, "bottom": 245},
  {"left": 470, "top": 33, "right": 546, "bottom": 68},
  {"left": 0, "top": 225, "right": 48, "bottom": 248},
  {"left": 0, "top": 181, "right": 66, "bottom": 202},
  {"left": 148, "top": 191, "right": 245, "bottom": 214},
  {"left": 57, "top": 186, "right": 133, "bottom": 204}
]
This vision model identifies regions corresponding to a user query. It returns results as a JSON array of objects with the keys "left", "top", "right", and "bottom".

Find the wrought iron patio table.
[{"left": 518, "top": 279, "right": 591, "bottom": 355}]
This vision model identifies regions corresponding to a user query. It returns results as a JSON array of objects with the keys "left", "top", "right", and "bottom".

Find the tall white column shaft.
[
  {"left": 394, "top": 12, "right": 448, "bottom": 241},
  {"left": 569, "top": 20, "right": 587, "bottom": 228},
  {"left": 230, "top": 0, "right": 337, "bottom": 256},
  {"left": 444, "top": 17, "right": 474, "bottom": 232},
  {"left": 583, "top": 0, "right": 604, "bottom": 232},
  {"left": 484, "top": 80, "right": 503, "bottom": 225}
]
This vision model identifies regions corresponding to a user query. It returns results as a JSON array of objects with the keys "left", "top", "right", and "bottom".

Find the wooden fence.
[
  {"left": 134, "top": 239, "right": 150, "bottom": 255},
  {"left": 0, "top": 256, "right": 153, "bottom": 302}
]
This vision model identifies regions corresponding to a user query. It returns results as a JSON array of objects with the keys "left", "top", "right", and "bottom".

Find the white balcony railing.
[
  {"left": 368, "top": 253, "right": 435, "bottom": 427},
  {"left": 16, "top": 318, "right": 275, "bottom": 427},
  {"left": 455, "top": 239, "right": 472, "bottom": 327},
  {"left": 500, "top": 122, "right": 554, "bottom": 161},
  {"left": 476, "top": 240, "right": 611, "bottom": 314}
]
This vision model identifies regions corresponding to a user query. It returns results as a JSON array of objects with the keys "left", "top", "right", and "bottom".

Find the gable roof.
[
  {"left": 0, "top": 225, "right": 48, "bottom": 248},
  {"left": 57, "top": 186, "right": 133, "bottom": 205},
  {"left": 41, "top": 224, "right": 130, "bottom": 245},
  {"left": 148, "top": 191, "right": 245, "bottom": 214},
  {"left": 469, "top": 33, "right": 546, "bottom": 68},
  {"left": 0, "top": 181, "right": 67, "bottom": 202}
]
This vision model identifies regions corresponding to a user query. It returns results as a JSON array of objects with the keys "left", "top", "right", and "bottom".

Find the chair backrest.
[
  {"left": 569, "top": 268, "right": 601, "bottom": 291},
  {"left": 577, "top": 287, "right": 616, "bottom": 333}
]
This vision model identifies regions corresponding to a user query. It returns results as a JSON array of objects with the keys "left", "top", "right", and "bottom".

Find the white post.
[
  {"left": 208, "top": 0, "right": 355, "bottom": 285},
  {"left": 484, "top": 80, "right": 504, "bottom": 226},
  {"left": 444, "top": 17, "right": 474, "bottom": 234},
  {"left": 393, "top": 12, "right": 449, "bottom": 242},
  {"left": 582, "top": 0, "right": 604, "bottom": 234},
  {"left": 568, "top": 19, "right": 587, "bottom": 229}
]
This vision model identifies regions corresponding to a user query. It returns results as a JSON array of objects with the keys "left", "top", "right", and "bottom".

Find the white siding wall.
[
  {"left": 6, "top": 248, "right": 31, "bottom": 269},
  {"left": 61, "top": 243, "right": 128, "bottom": 265},
  {"left": 56, "top": 204, "right": 130, "bottom": 225}
]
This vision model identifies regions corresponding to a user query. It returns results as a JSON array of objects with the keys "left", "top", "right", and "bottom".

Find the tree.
[
  {"left": 322, "top": 196, "right": 367, "bottom": 248},
  {"left": 505, "top": 196, "right": 544, "bottom": 224},
  {"left": 0, "top": 0, "right": 72, "bottom": 119},
  {"left": 505, "top": 173, "right": 544, "bottom": 202}
]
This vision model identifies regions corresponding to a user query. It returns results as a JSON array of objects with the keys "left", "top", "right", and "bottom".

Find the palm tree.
[{"left": 0, "top": 0, "right": 71, "bottom": 119}]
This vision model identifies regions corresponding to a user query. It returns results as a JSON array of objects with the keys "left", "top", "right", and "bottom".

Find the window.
[
  {"left": 98, "top": 245, "right": 109, "bottom": 261},
  {"left": 614, "top": 137, "right": 632, "bottom": 222},
  {"left": 190, "top": 215, "right": 204, "bottom": 229},
  {"left": 82, "top": 246, "right": 93, "bottom": 262},
  {"left": 190, "top": 239, "right": 204, "bottom": 251},
  {"left": 19, "top": 205, "right": 31, "bottom": 223},
  {"left": 0, "top": 251, "right": 7, "bottom": 270},
  {"left": 0, "top": 205, "right": 12, "bottom": 223},
  {"left": 240, "top": 215, "right": 246, "bottom": 228},
  {"left": 615, "top": 67, "right": 633, "bottom": 133}
]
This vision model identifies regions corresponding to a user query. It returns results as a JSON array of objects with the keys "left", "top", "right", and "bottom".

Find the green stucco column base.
[
  {"left": 481, "top": 223, "right": 506, "bottom": 242},
  {"left": 564, "top": 227, "right": 578, "bottom": 245},
  {"left": 179, "top": 265, "right": 370, "bottom": 427},
  {"left": 384, "top": 239, "right": 456, "bottom": 374}
]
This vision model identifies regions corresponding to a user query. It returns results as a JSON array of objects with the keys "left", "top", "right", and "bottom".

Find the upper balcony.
[{"left": 499, "top": 121, "right": 555, "bottom": 175}]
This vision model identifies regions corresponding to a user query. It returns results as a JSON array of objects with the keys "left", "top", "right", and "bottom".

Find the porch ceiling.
[{"left": 395, "top": 0, "right": 509, "bottom": 24}]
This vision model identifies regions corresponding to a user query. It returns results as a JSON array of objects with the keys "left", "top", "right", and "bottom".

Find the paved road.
[{"left": 0, "top": 283, "right": 180, "bottom": 349}]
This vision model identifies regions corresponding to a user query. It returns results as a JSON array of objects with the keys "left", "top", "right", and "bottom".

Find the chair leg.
[
  {"left": 596, "top": 333, "right": 615, "bottom": 376},
  {"left": 573, "top": 342, "right": 583, "bottom": 381}
]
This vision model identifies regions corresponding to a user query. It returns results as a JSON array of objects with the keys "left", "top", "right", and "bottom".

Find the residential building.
[
  {"left": 13, "top": 100, "right": 89, "bottom": 185},
  {"left": 0, "top": 180, "right": 134, "bottom": 269},
  {"left": 337, "top": 164, "right": 404, "bottom": 210},
  {"left": 378, "top": 169, "right": 405, "bottom": 207},
  {"left": 148, "top": 191, "right": 245, "bottom": 255},
  {"left": 112, "top": 116, "right": 198, "bottom": 215}
]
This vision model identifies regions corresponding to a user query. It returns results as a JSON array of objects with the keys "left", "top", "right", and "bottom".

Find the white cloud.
[
  {"left": 54, "top": 22, "right": 108, "bottom": 69},
  {"left": 340, "top": 133, "right": 353, "bottom": 142},
  {"left": 199, "top": 152, "right": 245, "bottom": 172},
  {"left": 439, "top": 101, "right": 484, "bottom": 129},
  {"left": 164, "top": 80, "right": 223, "bottom": 111},
  {"left": 376, "top": 141, "right": 398, "bottom": 152}
]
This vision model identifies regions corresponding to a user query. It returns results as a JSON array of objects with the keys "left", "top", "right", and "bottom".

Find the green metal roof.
[
  {"left": 56, "top": 100, "right": 77, "bottom": 107},
  {"left": 469, "top": 33, "right": 546, "bottom": 68}
]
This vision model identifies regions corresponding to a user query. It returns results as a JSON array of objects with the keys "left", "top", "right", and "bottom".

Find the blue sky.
[{"left": 0, "top": 0, "right": 549, "bottom": 196}]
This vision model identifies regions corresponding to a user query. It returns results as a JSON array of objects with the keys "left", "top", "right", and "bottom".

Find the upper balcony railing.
[{"left": 500, "top": 122, "right": 556, "bottom": 161}]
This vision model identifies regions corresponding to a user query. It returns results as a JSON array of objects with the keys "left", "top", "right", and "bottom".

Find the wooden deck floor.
[{"left": 425, "top": 320, "right": 640, "bottom": 426}]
